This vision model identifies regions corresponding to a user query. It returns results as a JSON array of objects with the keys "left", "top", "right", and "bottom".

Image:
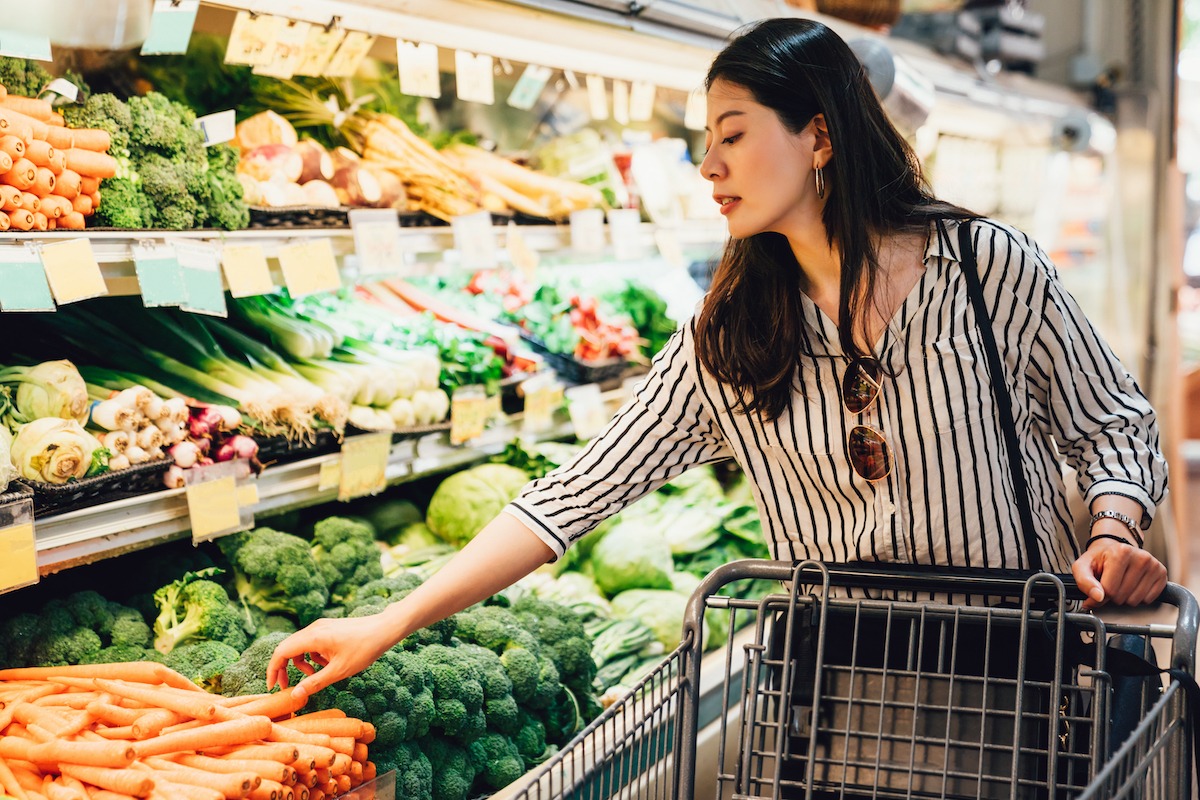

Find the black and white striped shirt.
[{"left": 505, "top": 218, "right": 1168, "bottom": 575}]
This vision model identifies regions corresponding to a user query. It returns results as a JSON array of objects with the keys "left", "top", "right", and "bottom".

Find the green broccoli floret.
[
  {"left": 498, "top": 647, "right": 542, "bottom": 705},
  {"left": 93, "top": 177, "right": 148, "bottom": 229},
  {"left": 109, "top": 606, "right": 152, "bottom": 648},
  {"left": 128, "top": 93, "right": 202, "bottom": 157},
  {"left": 418, "top": 644, "right": 504, "bottom": 745},
  {"left": 153, "top": 568, "right": 248, "bottom": 654},
  {"left": 420, "top": 736, "right": 478, "bottom": 800},
  {"left": 0, "top": 612, "right": 40, "bottom": 668},
  {"left": 80, "top": 645, "right": 163, "bottom": 665},
  {"left": 200, "top": 143, "right": 248, "bottom": 231},
  {"left": 513, "top": 596, "right": 598, "bottom": 701},
  {"left": 164, "top": 640, "right": 242, "bottom": 692},
  {"left": 245, "top": 605, "right": 298, "bottom": 638},
  {"left": 62, "top": 591, "right": 116, "bottom": 636},
  {"left": 309, "top": 643, "right": 435, "bottom": 748},
  {"left": 30, "top": 626, "right": 103, "bottom": 667},
  {"left": 0, "top": 57, "right": 53, "bottom": 100},
  {"left": 374, "top": 741, "right": 432, "bottom": 800},
  {"left": 513, "top": 710, "right": 550, "bottom": 763},
  {"left": 310, "top": 517, "right": 384, "bottom": 604},
  {"left": 138, "top": 153, "right": 201, "bottom": 230},
  {"left": 341, "top": 574, "right": 456, "bottom": 650},
  {"left": 61, "top": 92, "right": 132, "bottom": 154},
  {"left": 468, "top": 732, "right": 525, "bottom": 790},
  {"left": 220, "top": 631, "right": 303, "bottom": 697},
  {"left": 218, "top": 528, "right": 329, "bottom": 627}
]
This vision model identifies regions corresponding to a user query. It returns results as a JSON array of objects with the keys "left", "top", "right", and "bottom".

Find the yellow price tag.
[
  {"left": 40, "top": 239, "right": 107, "bottom": 304},
  {"left": 221, "top": 244, "right": 274, "bottom": 297},
  {"left": 236, "top": 482, "right": 260, "bottom": 508},
  {"left": 506, "top": 223, "right": 539, "bottom": 281},
  {"left": 318, "top": 458, "right": 342, "bottom": 491},
  {"left": 450, "top": 393, "right": 489, "bottom": 445},
  {"left": 523, "top": 382, "right": 563, "bottom": 433},
  {"left": 278, "top": 239, "right": 341, "bottom": 298},
  {"left": 187, "top": 475, "right": 241, "bottom": 541},
  {"left": 339, "top": 432, "right": 391, "bottom": 501},
  {"left": 0, "top": 522, "right": 37, "bottom": 592}
]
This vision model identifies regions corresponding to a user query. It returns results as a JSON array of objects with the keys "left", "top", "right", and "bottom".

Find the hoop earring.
[{"left": 815, "top": 166, "right": 826, "bottom": 200}]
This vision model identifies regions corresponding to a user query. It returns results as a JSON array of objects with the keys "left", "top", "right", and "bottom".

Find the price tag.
[
  {"left": 450, "top": 385, "right": 489, "bottom": 445},
  {"left": 350, "top": 208, "right": 404, "bottom": 275},
  {"left": 507, "top": 64, "right": 552, "bottom": 110},
  {"left": 586, "top": 74, "right": 608, "bottom": 120},
  {"left": 132, "top": 242, "right": 187, "bottom": 307},
  {"left": 397, "top": 41, "right": 441, "bottom": 99},
  {"left": 684, "top": 87, "right": 707, "bottom": 131},
  {"left": 141, "top": 0, "right": 200, "bottom": 55},
  {"left": 224, "top": 12, "right": 281, "bottom": 66},
  {"left": 630, "top": 81, "right": 656, "bottom": 122},
  {"left": 653, "top": 227, "right": 687, "bottom": 269},
  {"left": 252, "top": 19, "right": 312, "bottom": 79},
  {"left": 318, "top": 457, "right": 342, "bottom": 491},
  {"left": 40, "top": 239, "right": 107, "bottom": 305},
  {"left": 506, "top": 223, "right": 539, "bottom": 280},
  {"left": 43, "top": 79, "right": 80, "bottom": 103},
  {"left": 612, "top": 79, "right": 630, "bottom": 126},
  {"left": 295, "top": 26, "right": 346, "bottom": 77},
  {"left": 0, "top": 496, "right": 37, "bottom": 594},
  {"left": 569, "top": 208, "right": 606, "bottom": 255},
  {"left": 194, "top": 109, "right": 236, "bottom": 147},
  {"left": 277, "top": 239, "right": 342, "bottom": 297},
  {"left": 174, "top": 241, "right": 225, "bottom": 316},
  {"left": 455, "top": 51, "right": 495, "bottom": 105},
  {"left": 221, "top": 243, "right": 274, "bottom": 297},
  {"left": 325, "top": 31, "right": 375, "bottom": 77},
  {"left": 0, "top": 245, "right": 55, "bottom": 311},
  {"left": 607, "top": 208, "right": 643, "bottom": 261},
  {"left": 339, "top": 432, "right": 391, "bottom": 501},
  {"left": 186, "top": 461, "right": 255, "bottom": 543},
  {"left": 451, "top": 211, "right": 498, "bottom": 270},
  {"left": 566, "top": 383, "right": 609, "bottom": 441},
  {"left": 522, "top": 375, "right": 563, "bottom": 434},
  {"left": 0, "top": 30, "right": 51, "bottom": 61}
]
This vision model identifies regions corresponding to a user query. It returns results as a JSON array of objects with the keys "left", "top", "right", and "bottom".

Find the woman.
[{"left": 268, "top": 18, "right": 1168, "bottom": 703}]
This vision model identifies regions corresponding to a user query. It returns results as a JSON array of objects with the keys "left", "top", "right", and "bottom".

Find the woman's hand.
[
  {"left": 1072, "top": 538, "right": 1167, "bottom": 611},
  {"left": 267, "top": 611, "right": 406, "bottom": 703}
]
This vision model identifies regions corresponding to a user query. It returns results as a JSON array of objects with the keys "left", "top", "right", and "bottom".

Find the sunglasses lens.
[
  {"left": 843, "top": 358, "right": 883, "bottom": 415},
  {"left": 848, "top": 425, "right": 892, "bottom": 482}
]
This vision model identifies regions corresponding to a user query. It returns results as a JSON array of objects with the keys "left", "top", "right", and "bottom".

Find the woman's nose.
[{"left": 699, "top": 148, "right": 722, "bottom": 181}]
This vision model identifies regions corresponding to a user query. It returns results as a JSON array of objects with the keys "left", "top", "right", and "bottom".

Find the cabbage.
[
  {"left": 611, "top": 589, "right": 701, "bottom": 651},
  {"left": 589, "top": 517, "right": 674, "bottom": 597},
  {"left": 425, "top": 463, "right": 531, "bottom": 547}
]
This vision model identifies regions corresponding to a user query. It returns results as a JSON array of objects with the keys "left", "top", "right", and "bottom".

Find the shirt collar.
[{"left": 926, "top": 217, "right": 965, "bottom": 265}]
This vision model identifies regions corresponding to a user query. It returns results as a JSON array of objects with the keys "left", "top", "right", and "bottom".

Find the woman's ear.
[{"left": 812, "top": 114, "right": 833, "bottom": 168}]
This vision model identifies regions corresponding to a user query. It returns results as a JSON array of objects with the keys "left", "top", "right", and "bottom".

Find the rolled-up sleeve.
[
  {"left": 1025, "top": 247, "right": 1168, "bottom": 528},
  {"left": 504, "top": 319, "right": 732, "bottom": 560}
]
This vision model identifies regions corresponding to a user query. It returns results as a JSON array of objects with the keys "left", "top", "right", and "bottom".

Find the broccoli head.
[
  {"left": 468, "top": 732, "right": 525, "bottom": 790},
  {"left": 80, "top": 645, "right": 163, "bottom": 665},
  {"left": 61, "top": 591, "right": 116, "bottom": 637},
  {"left": 127, "top": 92, "right": 203, "bottom": 158},
  {"left": 110, "top": 606, "right": 152, "bottom": 648},
  {"left": 310, "top": 516, "right": 384, "bottom": 603},
  {"left": 417, "top": 644, "right": 514, "bottom": 745},
  {"left": 221, "top": 631, "right": 304, "bottom": 697},
  {"left": 513, "top": 711, "right": 550, "bottom": 763},
  {"left": 0, "top": 57, "right": 52, "bottom": 101},
  {"left": 164, "top": 640, "right": 242, "bottom": 692},
  {"left": 199, "top": 144, "right": 248, "bottom": 231},
  {"left": 61, "top": 92, "right": 132, "bottom": 155},
  {"left": 341, "top": 573, "right": 456, "bottom": 650},
  {"left": 245, "top": 605, "right": 298, "bottom": 638},
  {"left": 138, "top": 153, "right": 201, "bottom": 230},
  {"left": 420, "top": 736, "right": 478, "bottom": 800},
  {"left": 0, "top": 612, "right": 40, "bottom": 668},
  {"left": 373, "top": 741, "right": 432, "bottom": 800},
  {"left": 93, "top": 178, "right": 149, "bottom": 229},
  {"left": 30, "top": 626, "right": 103, "bottom": 667},
  {"left": 218, "top": 528, "right": 329, "bottom": 626},
  {"left": 513, "top": 596, "right": 598, "bottom": 700},
  {"left": 153, "top": 568, "right": 248, "bottom": 654}
]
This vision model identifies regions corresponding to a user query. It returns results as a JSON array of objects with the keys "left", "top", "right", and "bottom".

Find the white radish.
[
  {"left": 162, "top": 465, "right": 185, "bottom": 489},
  {"left": 167, "top": 441, "right": 202, "bottom": 469}
]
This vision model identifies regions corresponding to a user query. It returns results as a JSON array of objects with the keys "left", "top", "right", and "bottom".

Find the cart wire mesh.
[{"left": 501, "top": 560, "right": 1197, "bottom": 800}]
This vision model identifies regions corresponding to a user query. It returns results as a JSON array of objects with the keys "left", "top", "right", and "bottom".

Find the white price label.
[
  {"left": 349, "top": 208, "right": 404, "bottom": 275},
  {"left": 607, "top": 208, "right": 643, "bottom": 261},
  {"left": 630, "top": 81, "right": 656, "bottom": 122},
  {"left": 141, "top": 0, "right": 200, "bottom": 55},
  {"left": 507, "top": 64, "right": 552, "bottom": 110},
  {"left": 224, "top": 12, "right": 280, "bottom": 66},
  {"left": 324, "top": 31, "right": 375, "bottom": 77},
  {"left": 566, "top": 383, "right": 609, "bottom": 441},
  {"left": 569, "top": 208, "right": 606, "bottom": 255},
  {"left": 194, "top": 109, "right": 236, "bottom": 147},
  {"left": 612, "top": 80, "right": 630, "bottom": 126},
  {"left": 450, "top": 386, "right": 489, "bottom": 445},
  {"left": 221, "top": 243, "right": 274, "bottom": 298},
  {"left": 586, "top": 74, "right": 608, "bottom": 120},
  {"left": 451, "top": 211, "right": 498, "bottom": 270},
  {"left": 43, "top": 78, "right": 80, "bottom": 103},
  {"left": 186, "top": 461, "right": 256, "bottom": 543},
  {"left": 40, "top": 239, "right": 107, "bottom": 305},
  {"left": 295, "top": 27, "right": 346, "bottom": 77},
  {"left": 397, "top": 41, "right": 441, "bottom": 98},
  {"left": 455, "top": 51, "right": 495, "bottom": 105},
  {"left": 252, "top": 19, "right": 312, "bottom": 79},
  {"left": 684, "top": 87, "right": 707, "bottom": 131}
]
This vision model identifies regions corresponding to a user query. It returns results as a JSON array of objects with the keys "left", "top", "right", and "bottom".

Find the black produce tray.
[
  {"left": 392, "top": 421, "right": 452, "bottom": 442},
  {"left": 253, "top": 429, "right": 341, "bottom": 466},
  {"left": 21, "top": 459, "right": 175, "bottom": 518},
  {"left": 520, "top": 334, "right": 629, "bottom": 384},
  {"left": 246, "top": 205, "right": 351, "bottom": 229}
]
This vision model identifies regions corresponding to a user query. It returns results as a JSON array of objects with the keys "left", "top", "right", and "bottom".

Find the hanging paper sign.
[
  {"left": 612, "top": 80, "right": 630, "bottom": 126},
  {"left": 0, "top": 30, "right": 51, "bottom": 61},
  {"left": 141, "top": 0, "right": 200, "bottom": 55},
  {"left": 349, "top": 208, "right": 404, "bottom": 275},
  {"left": 684, "top": 87, "right": 707, "bottom": 131},
  {"left": 630, "top": 81, "right": 657, "bottom": 122},
  {"left": 0, "top": 495, "right": 36, "bottom": 594},
  {"left": 42, "top": 79, "right": 79, "bottom": 102},
  {"left": 252, "top": 19, "right": 312, "bottom": 79},
  {"left": 40, "top": 239, "right": 107, "bottom": 304},
  {"left": 277, "top": 239, "right": 341, "bottom": 297},
  {"left": 455, "top": 51, "right": 495, "bottom": 105},
  {"left": 224, "top": 12, "right": 280, "bottom": 66},
  {"left": 176, "top": 241, "right": 227, "bottom": 317},
  {"left": 194, "top": 109, "right": 236, "bottom": 146},
  {"left": 338, "top": 432, "right": 392, "bottom": 501},
  {"left": 324, "top": 31, "right": 375, "bottom": 77},
  {"left": 186, "top": 461, "right": 255, "bottom": 543},
  {"left": 522, "top": 374, "right": 563, "bottom": 434},
  {"left": 0, "top": 245, "right": 55, "bottom": 311},
  {"left": 295, "top": 26, "right": 346, "bottom": 77},
  {"left": 450, "top": 385, "right": 489, "bottom": 445},
  {"left": 220, "top": 243, "right": 274, "bottom": 297},
  {"left": 132, "top": 242, "right": 188, "bottom": 307},
  {"left": 318, "top": 457, "right": 342, "bottom": 492},
  {"left": 397, "top": 41, "right": 441, "bottom": 98},
  {"left": 586, "top": 74, "right": 608, "bottom": 120},
  {"left": 451, "top": 211, "right": 498, "bottom": 270},
  {"left": 566, "top": 383, "right": 609, "bottom": 441},
  {"left": 507, "top": 64, "right": 552, "bottom": 111},
  {"left": 569, "top": 208, "right": 606, "bottom": 255}
]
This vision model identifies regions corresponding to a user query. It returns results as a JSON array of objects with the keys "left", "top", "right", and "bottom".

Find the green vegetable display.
[{"left": 425, "top": 463, "right": 531, "bottom": 547}]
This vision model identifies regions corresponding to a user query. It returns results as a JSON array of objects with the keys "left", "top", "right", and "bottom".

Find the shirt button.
[{"left": 883, "top": 501, "right": 897, "bottom": 516}]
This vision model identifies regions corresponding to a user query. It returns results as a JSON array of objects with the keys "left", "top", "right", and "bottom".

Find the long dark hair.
[{"left": 694, "top": 18, "right": 974, "bottom": 421}]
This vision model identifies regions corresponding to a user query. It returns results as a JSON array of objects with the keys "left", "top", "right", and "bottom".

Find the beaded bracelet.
[
  {"left": 1090, "top": 509, "right": 1144, "bottom": 548},
  {"left": 1085, "top": 533, "right": 1138, "bottom": 550}
]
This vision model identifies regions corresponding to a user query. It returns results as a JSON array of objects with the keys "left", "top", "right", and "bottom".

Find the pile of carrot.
[
  {"left": 0, "top": 663, "right": 377, "bottom": 800},
  {"left": 0, "top": 83, "right": 118, "bottom": 233}
]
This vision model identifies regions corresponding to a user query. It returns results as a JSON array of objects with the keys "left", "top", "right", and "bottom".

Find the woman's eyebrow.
[{"left": 704, "top": 109, "right": 746, "bottom": 133}]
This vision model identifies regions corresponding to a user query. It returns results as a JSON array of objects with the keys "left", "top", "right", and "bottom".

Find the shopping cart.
[{"left": 500, "top": 560, "right": 1197, "bottom": 800}]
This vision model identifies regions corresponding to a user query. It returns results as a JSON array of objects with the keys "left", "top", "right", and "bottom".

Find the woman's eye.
[{"left": 722, "top": 134, "right": 741, "bottom": 145}]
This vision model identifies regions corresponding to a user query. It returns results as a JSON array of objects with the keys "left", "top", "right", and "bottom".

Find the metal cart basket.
[{"left": 501, "top": 560, "right": 1197, "bottom": 800}]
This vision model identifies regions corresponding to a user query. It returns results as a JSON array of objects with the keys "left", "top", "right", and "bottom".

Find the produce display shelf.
[{"left": 30, "top": 392, "right": 623, "bottom": 577}]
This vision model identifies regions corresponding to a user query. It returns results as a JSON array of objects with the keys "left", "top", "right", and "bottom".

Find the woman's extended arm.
[{"left": 267, "top": 512, "right": 553, "bottom": 702}]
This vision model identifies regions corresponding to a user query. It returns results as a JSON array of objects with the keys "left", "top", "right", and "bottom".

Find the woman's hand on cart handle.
[
  {"left": 1072, "top": 496, "right": 1166, "bottom": 610},
  {"left": 266, "top": 512, "right": 556, "bottom": 702}
]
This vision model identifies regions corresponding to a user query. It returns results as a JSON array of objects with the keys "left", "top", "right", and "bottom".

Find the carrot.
[
  {"left": 0, "top": 96, "right": 54, "bottom": 122},
  {"left": 11, "top": 765, "right": 41, "bottom": 793},
  {"left": 93, "top": 725, "right": 136, "bottom": 740},
  {"left": 0, "top": 108, "right": 47, "bottom": 140},
  {"left": 357, "top": 722, "right": 374, "bottom": 744},
  {"left": 175, "top": 755, "right": 292, "bottom": 785},
  {"left": 334, "top": 776, "right": 350, "bottom": 795},
  {"left": 133, "top": 715, "right": 273, "bottom": 759},
  {"left": 58, "top": 211, "right": 84, "bottom": 230},
  {"left": 43, "top": 127, "right": 73, "bottom": 151},
  {"left": 32, "top": 168, "right": 55, "bottom": 197},
  {"left": 131, "top": 709, "right": 188, "bottom": 739},
  {"left": 0, "top": 85, "right": 6, "bottom": 101},
  {"left": 24, "top": 140, "right": 53, "bottom": 167},
  {"left": 0, "top": 755, "right": 30, "bottom": 800},
  {"left": 50, "top": 169, "right": 80, "bottom": 199},
  {"left": 71, "top": 193, "right": 91, "bottom": 215},
  {"left": 34, "top": 692, "right": 99, "bottom": 710},
  {"left": 46, "top": 113, "right": 63, "bottom": 127},
  {"left": 327, "top": 738, "right": 354, "bottom": 757},
  {"left": 7, "top": 207, "right": 33, "bottom": 231},
  {"left": 44, "top": 780, "right": 85, "bottom": 800},
  {"left": 289, "top": 745, "right": 334, "bottom": 771},
  {"left": 40, "top": 195, "right": 69, "bottom": 218},
  {"left": 0, "top": 151, "right": 12, "bottom": 173},
  {"left": 266, "top": 725, "right": 330, "bottom": 747},
  {"left": 351, "top": 742, "right": 367, "bottom": 763},
  {"left": 59, "top": 766, "right": 151, "bottom": 799},
  {"left": 361, "top": 761, "right": 375, "bottom": 782},
  {"left": 247, "top": 780, "right": 283, "bottom": 800},
  {"left": 0, "top": 113, "right": 33, "bottom": 142},
  {"left": 227, "top": 692, "right": 308, "bottom": 721},
  {"left": 79, "top": 176, "right": 99, "bottom": 196},
  {"left": 0, "top": 184, "right": 20, "bottom": 210},
  {"left": 277, "top": 718, "right": 363, "bottom": 739},
  {"left": 0, "top": 210, "right": 10, "bottom": 231},
  {"left": 64, "top": 149, "right": 117, "bottom": 179},
  {"left": 2, "top": 158, "right": 37, "bottom": 190},
  {"left": 94, "top": 679, "right": 216, "bottom": 722},
  {"left": 206, "top": 744, "right": 299, "bottom": 764},
  {"left": 308, "top": 791, "right": 324, "bottom": 800},
  {"left": 68, "top": 129, "right": 111, "bottom": 153},
  {"left": 0, "top": 737, "right": 134, "bottom": 768},
  {"left": 90, "top": 792, "right": 139, "bottom": 800},
  {"left": 18, "top": 192, "right": 39, "bottom": 212},
  {"left": 47, "top": 150, "right": 65, "bottom": 173},
  {"left": 31, "top": 212, "right": 47, "bottom": 231},
  {"left": 142, "top": 761, "right": 255, "bottom": 800},
  {"left": 86, "top": 701, "right": 141, "bottom": 727},
  {"left": 143, "top": 781, "right": 222, "bottom": 800},
  {"left": 45, "top": 217, "right": 55, "bottom": 230},
  {"left": 287, "top": 710, "right": 344, "bottom": 721}
]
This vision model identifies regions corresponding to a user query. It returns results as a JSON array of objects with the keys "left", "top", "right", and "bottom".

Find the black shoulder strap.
[{"left": 955, "top": 219, "right": 1042, "bottom": 572}]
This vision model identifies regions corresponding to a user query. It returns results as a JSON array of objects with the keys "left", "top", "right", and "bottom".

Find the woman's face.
[{"left": 699, "top": 79, "right": 821, "bottom": 239}]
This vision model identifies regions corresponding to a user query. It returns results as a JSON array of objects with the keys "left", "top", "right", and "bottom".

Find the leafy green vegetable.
[
  {"left": 425, "top": 464, "right": 531, "bottom": 548},
  {"left": 589, "top": 516, "right": 675, "bottom": 597}
]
